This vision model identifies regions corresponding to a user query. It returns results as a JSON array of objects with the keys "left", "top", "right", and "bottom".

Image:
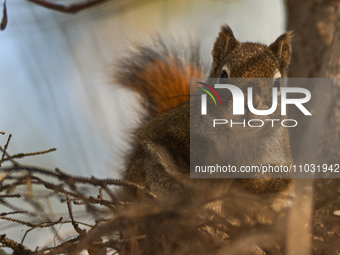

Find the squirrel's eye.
[
  {"left": 220, "top": 70, "right": 229, "bottom": 79},
  {"left": 273, "top": 78, "right": 281, "bottom": 91}
]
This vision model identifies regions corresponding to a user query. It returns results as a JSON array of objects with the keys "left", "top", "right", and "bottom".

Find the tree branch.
[
  {"left": 0, "top": 0, "right": 7, "bottom": 31},
  {"left": 26, "top": 0, "right": 110, "bottom": 14}
]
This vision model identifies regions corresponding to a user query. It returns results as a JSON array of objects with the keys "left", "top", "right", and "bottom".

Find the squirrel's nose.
[
  {"left": 245, "top": 94, "right": 260, "bottom": 111},
  {"left": 252, "top": 95, "right": 260, "bottom": 108}
]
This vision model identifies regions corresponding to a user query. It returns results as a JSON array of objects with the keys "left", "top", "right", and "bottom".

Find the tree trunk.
[{"left": 286, "top": 1, "right": 340, "bottom": 254}]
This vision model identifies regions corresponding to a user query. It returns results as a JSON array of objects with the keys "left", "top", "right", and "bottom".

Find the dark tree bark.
[
  {"left": 287, "top": 0, "right": 340, "bottom": 161},
  {"left": 286, "top": 1, "right": 340, "bottom": 255},
  {"left": 287, "top": 0, "right": 340, "bottom": 78}
]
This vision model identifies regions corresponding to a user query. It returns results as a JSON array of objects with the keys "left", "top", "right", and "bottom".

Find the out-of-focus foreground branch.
[
  {"left": 1, "top": 133, "right": 340, "bottom": 255},
  {"left": 1, "top": 0, "right": 111, "bottom": 31},
  {"left": 25, "top": 0, "right": 109, "bottom": 14}
]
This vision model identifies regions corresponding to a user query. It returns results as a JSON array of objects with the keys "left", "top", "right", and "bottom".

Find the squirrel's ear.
[
  {"left": 210, "top": 24, "right": 239, "bottom": 77},
  {"left": 269, "top": 31, "right": 293, "bottom": 71}
]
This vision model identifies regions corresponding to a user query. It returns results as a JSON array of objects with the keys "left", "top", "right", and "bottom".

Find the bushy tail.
[{"left": 113, "top": 36, "right": 207, "bottom": 117}]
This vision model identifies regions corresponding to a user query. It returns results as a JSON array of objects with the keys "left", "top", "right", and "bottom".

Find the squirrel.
[{"left": 114, "top": 24, "right": 295, "bottom": 200}]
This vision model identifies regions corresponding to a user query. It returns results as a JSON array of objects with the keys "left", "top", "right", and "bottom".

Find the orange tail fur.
[{"left": 113, "top": 37, "right": 206, "bottom": 117}]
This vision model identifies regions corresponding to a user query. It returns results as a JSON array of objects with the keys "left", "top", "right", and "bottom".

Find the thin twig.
[
  {"left": 0, "top": 198, "right": 37, "bottom": 217},
  {"left": 0, "top": 194, "right": 21, "bottom": 198},
  {"left": 66, "top": 194, "right": 86, "bottom": 235},
  {"left": 0, "top": 215, "right": 62, "bottom": 228},
  {"left": 0, "top": 134, "right": 11, "bottom": 167},
  {"left": 98, "top": 188, "right": 103, "bottom": 199},
  {"left": 0, "top": 234, "right": 32, "bottom": 254},
  {"left": 0, "top": 148, "right": 20, "bottom": 166},
  {"left": 3, "top": 148, "right": 57, "bottom": 162},
  {"left": 39, "top": 236, "right": 80, "bottom": 255},
  {"left": 56, "top": 169, "right": 157, "bottom": 198},
  {"left": 25, "top": 175, "right": 33, "bottom": 199},
  {"left": 32, "top": 176, "right": 115, "bottom": 209},
  {"left": 20, "top": 219, "right": 90, "bottom": 246},
  {"left": 0, "top": 0, "right": 7, "bottom": 31},
  {"left": 0, "top": 211, "right": 27, "bottom": 216},
  {"left": 21, "top": 227, "right": 36, "bottom": 246},
  {"left": 61, "top": 220, "right": 93, "bottom": 228},
  {"left": 26, "top": 0, "right": 109, "bottom": 14},
  {"left": 1, "top": 164, "right": 155, "bottom": 198}
]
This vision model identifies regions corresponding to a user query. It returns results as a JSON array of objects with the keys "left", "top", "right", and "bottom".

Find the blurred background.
[
  {"left": 0, "top": 0, "right": 285, "bottom": 249},
  {"left": 0, "top": 0, "right": 285, "bottom": 177}
]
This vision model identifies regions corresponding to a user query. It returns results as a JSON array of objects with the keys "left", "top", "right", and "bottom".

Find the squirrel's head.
[
  {"left": 210, "top": 24, "right": 292, "bottom": 80},
  {"left": 205, "top": 25, "right": 293, "bottom": 132}
]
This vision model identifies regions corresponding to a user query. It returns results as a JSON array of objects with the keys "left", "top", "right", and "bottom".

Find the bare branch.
[
  {"left": 0, "top": 148, "right": 20, "bottom": 166},
  {"left": 0, "top": 211, "right": 28, "bottom": 216},
  {"left": 55, "top": 168, "right": 157, "bottom": 198},
  {"left": 26, "top": 0, "right": 109, "bottom": 14},
  {"left": 0, "top": 199, "right": 37, "bottom": 217},
  {"left": 0, "top": 194, "right": 21, "bottom": 198},
  {"left": 66, "top": 194, "right": 86, "bottom": 235},
  {"left": 0, "top": 234, "right": 32, "bottom": 254},
  {"left": 0, "top": 134, "right": 11, "bottom": 167},
  {"left": 0, "top": 0, "right": 7, "bottom": 31},
  {"left": 39, "top": 236, "right": 80, "bottom": 255},
  {"left": 0, "top": 215, "right": 62, "bottom": 228},
  {"left": 3, "top": 148, "right": 57, "bottom": 162}
]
